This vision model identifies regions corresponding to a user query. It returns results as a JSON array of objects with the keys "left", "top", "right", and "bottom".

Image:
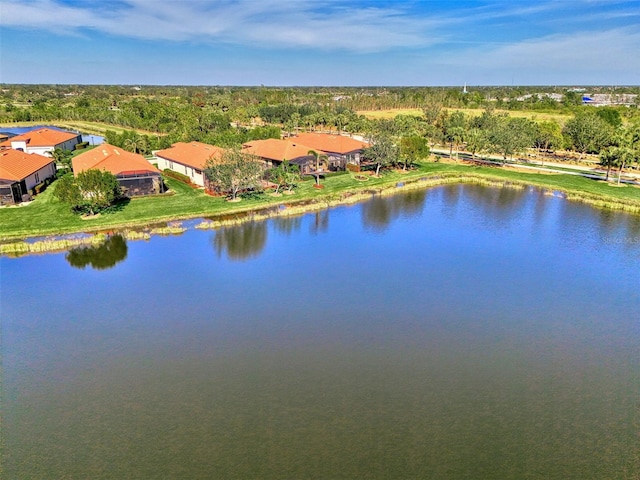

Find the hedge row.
[{"left": 163, "top": 169, "right": 194, "bottom": 186}]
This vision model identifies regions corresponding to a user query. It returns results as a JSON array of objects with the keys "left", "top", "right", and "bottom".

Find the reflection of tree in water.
[
  {"left": 213, "top": 221, "right": 267, "bottom": 261},
  {"left": 66, "top": 234, "right": 128, "bottom": 270},
  {"left": 596, "top": 208, "right": 640, "bottom": 244},
  {"left": 271, "top": 216, "right": 303, "bottom": 236},
  {"left": 440, "top": 184, "right": 461, "bottom": 212},
  {"left": 462, "top": 184, "right": 527, "bottom": 221},
  {"left": 361, "top": 189, "right": 427, "bottom": 232},
  {"left": 310, "top": 209, "right": 329, "bottom": 235}
]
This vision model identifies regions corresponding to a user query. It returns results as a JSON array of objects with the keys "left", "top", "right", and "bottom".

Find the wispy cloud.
[
  {"left": 4, "top": 0, "right": 638, "bottom": 85},
  {"left": 437, "top": 27, "right": 640, "bottom": 83},
  {"left": 0, "top": 0, "right": 445, "bottom": 51}
]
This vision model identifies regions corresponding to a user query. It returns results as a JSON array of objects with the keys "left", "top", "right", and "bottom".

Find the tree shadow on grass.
[{"left": 101, "top": 197, "right": 131, "bottom": 214}]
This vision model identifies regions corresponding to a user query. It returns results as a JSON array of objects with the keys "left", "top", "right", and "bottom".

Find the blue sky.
[{"left": 1, "top": 0, "right": 639, "bottom": 86}]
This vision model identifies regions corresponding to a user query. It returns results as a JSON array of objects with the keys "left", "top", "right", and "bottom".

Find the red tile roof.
[
  {"left": 242, "top": 139, "right": 314, "bottom": 162},
  {"left": 72, "top": 144, "right": 160, "bottom": 176},
  {"left": 292, "top": 133, "right": 369, "bottom": 154},
  {"left": 0, "top": 149, "right": 54, "bottom": 181},
  {"left": 0, "top": 128, "right": 80, "bottom": 148},
  {"left": 155, "top": 141, "right": 225, "bottom": 170}
]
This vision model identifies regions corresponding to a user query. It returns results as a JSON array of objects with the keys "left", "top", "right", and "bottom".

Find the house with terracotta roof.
[
  {"left": 0, "top": 128, "right": 81, "bottom": 157},
  {"left": 72, "top": 144, "right": 164, "bottom": 197},
  {"left": 0, "top": 149, "right": 56, "bottom": 204},
  {"left": 242, "top": 138, "right": 317, "bottom": 173},
  {"left": 292, "top": 133, "right": 369, "bottom": 170},
  {"left": 154, "top": 141, "right": 225, "bottom": 187}
]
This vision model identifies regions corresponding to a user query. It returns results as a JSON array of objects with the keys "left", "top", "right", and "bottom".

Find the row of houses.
[
  {"left": 0, "top": 142, "right": 166, "bottom": 205},
  {"left": 0, "top": 126, "right": 369, "bottom": 205},
  {"left": 153, "top": 133, "right": 369, "bottom": 188}
]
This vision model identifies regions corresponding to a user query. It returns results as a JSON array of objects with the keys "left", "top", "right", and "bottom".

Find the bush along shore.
[{"left": 1, "top": 162, "right": 639, "bottom": 256}]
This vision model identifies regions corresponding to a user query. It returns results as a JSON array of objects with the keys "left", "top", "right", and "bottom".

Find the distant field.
[
  {"left": 0, "top": 120, "right": 162, "bottom": 136},
  {"left": 357, "top": 109, "right": 424, "bottom": 119},
  {"left": 358, "top": 108, "right": 572, "bottom": 125}
]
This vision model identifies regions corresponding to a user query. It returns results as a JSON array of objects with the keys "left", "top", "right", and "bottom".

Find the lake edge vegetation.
[
  {"left": 2, "top": 161, "right": 639, "bottom": 255},
  {"left": 1, "top": 84, "right": 639, "bottom": 249}
]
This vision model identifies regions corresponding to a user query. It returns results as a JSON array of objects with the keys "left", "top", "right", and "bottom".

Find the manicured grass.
[{"left": 1, "top": 164, "right": 638, "bottom": 242}]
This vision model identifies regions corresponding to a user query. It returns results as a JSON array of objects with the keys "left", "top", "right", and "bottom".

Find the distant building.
[
  {"left": 0, "top": 128, "right": 81, "bottom": 156},
  {"left": 582, "top": 93, "right": 638, "bottom": 106},
  {"left": 72, "top": 144, "right": 164, "bottom": 196},
  {"left": 0, "top": 149, "right": 56, "bottom": 204}
]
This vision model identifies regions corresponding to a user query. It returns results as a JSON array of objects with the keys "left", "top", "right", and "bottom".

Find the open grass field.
[
  {"left": 357, "top": 108, "right": 573, "bottom": 125},
  {"left": 357, "top": 108, "right": 424, "bottom": 119},
  {"left": 1, "top": 162, "right": 639, "bottom": 244},
  {"left": 0, "top": 120, "right": 162, "bottom": 136}
]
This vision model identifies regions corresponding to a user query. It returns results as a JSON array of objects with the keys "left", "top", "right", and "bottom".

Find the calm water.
[{"left": 2, "top": 185, "right": 639, "bottom": 479}]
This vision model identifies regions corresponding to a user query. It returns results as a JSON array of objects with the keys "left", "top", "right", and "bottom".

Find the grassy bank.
[{"left": 1, "top": 162, "right": 639, "bottom": 247}]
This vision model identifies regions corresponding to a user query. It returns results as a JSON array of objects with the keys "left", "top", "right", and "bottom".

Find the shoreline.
[{"left": 2, "top": 171, "right": 639, "bottom": 256}]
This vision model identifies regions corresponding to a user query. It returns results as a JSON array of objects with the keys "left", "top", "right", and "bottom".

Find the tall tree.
[
  {"left": 489, "top": 117, "right": 535, "bottom": 161},
  {"left": 465, "top": 128, "right": 489, "bottom": 160},
  {"left": 533, "top": 121, "right": 563, "bottom": 165},
  {"left": 563, "top": 112, "right": 612, "bottom": 159},
  {"left": 399, "top": 136, "right": 430, "bottom": 170},
  {"left": 50, "top": 147, "right": 73, "bottom": 171},
  {"left": 442, "top": 111, "right": 466, "bottom": 160},
  {"left": 308, "top": 150, "right": 329, "bottom": 186},
  {"left": 422, "top": 93, "right": 445, "bottom": 125},
  {"left": 362, "top": 134, "right": 399, "bottom": 175},
  {"left": 205, "top": 148, "right": 263, "bottom": 200}
]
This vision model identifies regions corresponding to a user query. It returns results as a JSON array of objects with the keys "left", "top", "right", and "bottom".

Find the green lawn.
[{"left": 1, "top": 164, "right": 639, "bottom": 242}]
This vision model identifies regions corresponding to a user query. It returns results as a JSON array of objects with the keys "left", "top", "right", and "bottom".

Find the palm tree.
[
  {"left": 308, "top": 150, "right": 328, "bottom": 186},
  {"left": 123, "top": 136, "right": 147, "bottom": 155}
]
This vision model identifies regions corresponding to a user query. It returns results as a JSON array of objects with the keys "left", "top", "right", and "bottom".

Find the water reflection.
[
  {"left": 212, "top": 221, "right": 267, "bottom": 261},
  {"left": 310, "top": 209, "right": 329, "bottom": 235},
  {"left": 440, "top": 183, "right": 461, "bottom": 216},
  {"left": 4, "top": 183, "right": 640, "bottom": 479},
  {"left": 595, "top": 207, "right": 640, "bottom": 248},
  {"left": 462, "top": 185, "right": 528, "bottom": 223},
  {"left": 361, "top": 189, "right": 427, "bottom": 231},
  {"left": 65, "top": 234, "right": 128, "bottom": 270},
  {"left": 271, "top": 215, "right": 303, "bottom": 236}
]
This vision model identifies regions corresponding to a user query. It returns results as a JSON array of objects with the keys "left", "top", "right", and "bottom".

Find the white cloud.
[
  {"left": 437, "top": 27, "right": 640, "bottom": 84},
  {"left": 0, "top": 0, "right": 443, "bottom": 51}
]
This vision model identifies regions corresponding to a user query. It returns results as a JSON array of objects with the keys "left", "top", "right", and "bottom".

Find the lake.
[{"left": 2, "top": 184, "right": 639, "bottom": 479}]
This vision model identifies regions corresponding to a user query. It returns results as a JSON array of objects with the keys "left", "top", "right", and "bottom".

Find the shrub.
[
  {"left": 163, "top": 169, "right": 193, "bottom": 185},
  {"left": 54, "top": 169, "right": 121, "bottom": 215},
  {"left": 74, "top": 141, "right": 90, "bottom": 150},
  {"left": 346, "top": 163, "right": 361, "bottom": 173}
]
